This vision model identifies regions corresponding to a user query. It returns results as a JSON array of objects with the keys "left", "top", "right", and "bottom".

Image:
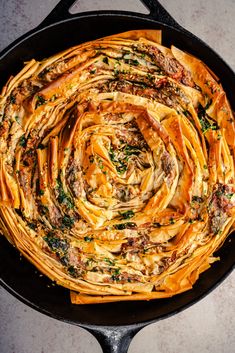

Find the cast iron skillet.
[{"left": 0, "top": 1, "right": 235, "bottom": 352}]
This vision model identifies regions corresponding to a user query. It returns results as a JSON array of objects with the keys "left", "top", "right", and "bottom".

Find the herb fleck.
[
  {"left": 36, "top": 95, "right": 46, "bottom": 108},
  {"left": 183, "top": 110, "right": 190, "bottom": 117},
  {"left": 119, "top": 210, "right": 134, "bottom": 220},
  {"left": 43, "top": 233, "right": 68, "bottom": 253},
  {"left": 56, "top": 177, "right": 74, "bottom": 210},
  {"left": 111, "top": 268, "right": 121, "bottom": 281},
  {"left": 226, "top": 193, "right": 234, "bottom": 200},
  {"left": 19, "top": 135, "right": 27, "bottom": 147},
  {"left": 10, "top": 95, "right": 16, "bottom": 104},
  {"left": 124, "top": 58, "right": 139, "bottom": 66},
  {"left": 124, "top": 145, "right": 141, "bottom": 156},
  {"left": 147, "top": 73, "right": 154, "bottom": 81},
  {"left": 109, "top": 147, "right": 128, "bottom": 174},
  {"left": 104, "top": 258, "right": 115, "bottom": 266},
  {"left": 114, "top": 222, "right": 137, "bottom": 230},
  {"left": 68, "top": 266, "right": 78, "bottom": 277},
  {"left": 61, "top": 215, "right": 75, "bottom": 229},
  {"left": 38, "top": 143, "right": 46, "bottom": 150},
  {"left": 198, "top": 103, "right": 218, "bottom": 133},
  {"left": 28, "top": 222, "right": 36, "bottom": 230},
  {"left": 84, "top": 236, "right": 94, "bottom": 242}
]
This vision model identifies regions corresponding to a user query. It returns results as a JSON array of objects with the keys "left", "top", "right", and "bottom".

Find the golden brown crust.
[
  {"left": 98, "top": 29, "right": 162, "bottom": 43},
  {"left": 0, "top": 30, "right": 234, "bottom": 304}
]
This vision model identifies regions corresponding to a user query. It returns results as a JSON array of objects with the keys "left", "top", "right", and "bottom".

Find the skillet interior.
[{"left": 0, "top": 13, "right": 235, "bottom": 327}]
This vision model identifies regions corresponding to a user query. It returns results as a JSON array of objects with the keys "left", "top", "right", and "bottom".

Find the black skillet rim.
[{"left": 0, "top": 11, "right": 235, "bottom": 329}]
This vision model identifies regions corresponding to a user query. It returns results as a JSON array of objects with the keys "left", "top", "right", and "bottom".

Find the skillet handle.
[
  {"left": 141, "top": 0, "right": 182, "bottom": 29},
  {"left": 39, "top": 0, "right": 182, "bottom": 30},
  {"left": 38, "top": 0, "right": 76, "bottom": 28},
  {"left": 84, "top": 325, "right": 143, "bottom": 353}
]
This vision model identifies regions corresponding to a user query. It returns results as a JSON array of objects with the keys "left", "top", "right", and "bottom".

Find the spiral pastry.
[{"left": 0, "top": 30, "right": 234, "bottom": 304}]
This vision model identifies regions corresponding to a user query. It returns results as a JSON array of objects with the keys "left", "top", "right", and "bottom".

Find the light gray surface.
[{"left": 0, "top": 1, "right": 235, "bottom": 353}]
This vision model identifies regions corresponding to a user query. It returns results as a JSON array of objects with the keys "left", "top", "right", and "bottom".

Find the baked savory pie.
[{"left": 0, "top": 30, "right": 234, "bottom": 304}]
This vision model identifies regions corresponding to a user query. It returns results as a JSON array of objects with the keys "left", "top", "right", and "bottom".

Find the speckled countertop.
[{"left": 0, "top": 1, "right": 235, "bottom": 353}]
